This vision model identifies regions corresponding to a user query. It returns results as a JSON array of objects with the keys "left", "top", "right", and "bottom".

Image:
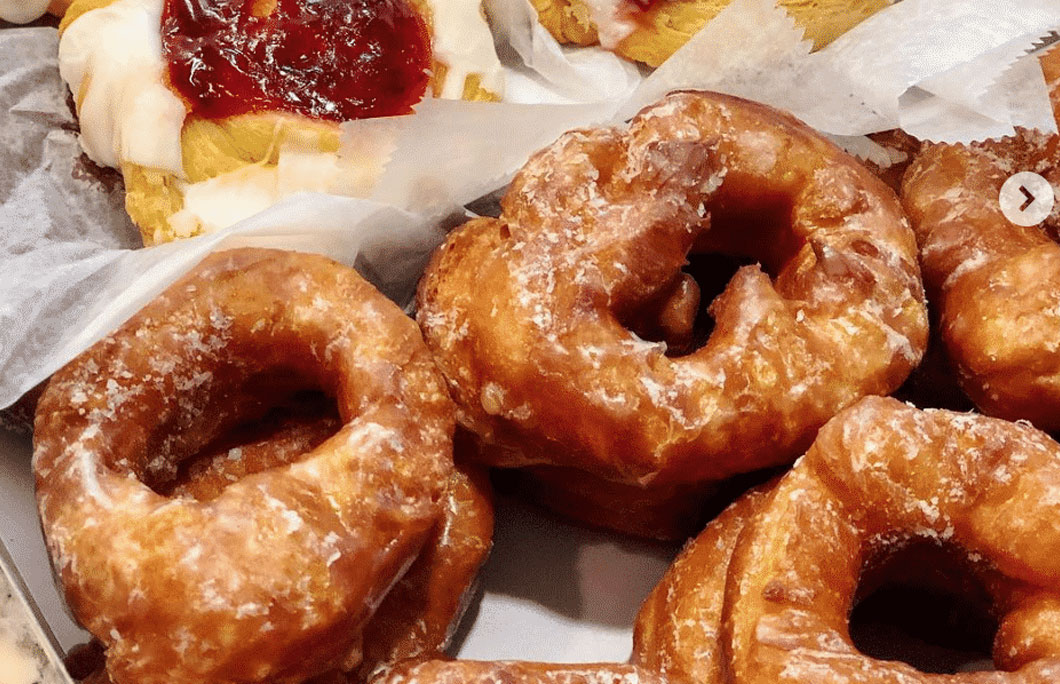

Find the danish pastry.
[{"left": 57, "top": 0, "right": 504, "bottom": 244}]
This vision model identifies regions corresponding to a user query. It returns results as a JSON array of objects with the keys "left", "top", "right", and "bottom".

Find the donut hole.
[
  {"left": 626, "top": 183, "right": 804, "bottom": 357},
  {"left": 849, "top": 540, "right": 999, "bottom": 674},
  {"left": 141, "top": 366, "right": 342, "bottom": 501}
]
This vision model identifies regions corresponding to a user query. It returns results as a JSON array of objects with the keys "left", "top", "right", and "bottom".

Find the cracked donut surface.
[
  {"left": 901, "top": 47, "right": 1060, "bottom": 431},
  {"left": 33, "top": 248, "right": 456, "bottom": 684},
  {"left": 417, "top": 90, "right": 928, "bottom": 495}
]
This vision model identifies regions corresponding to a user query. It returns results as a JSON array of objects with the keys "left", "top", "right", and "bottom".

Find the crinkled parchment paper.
[
  {"left": 2, "top": 0, "right": 1060, "bottom": 409},
  {"left": 0, "top": 27, "right": 621, "bottom": 409},
  {"left": 622, "top": 0, "right": 1060, "bottom": 141}
]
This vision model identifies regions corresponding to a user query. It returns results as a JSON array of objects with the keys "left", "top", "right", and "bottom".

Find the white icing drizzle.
[
  {"left": 57, "top": 0, "right": 187, "bottom": 176},
  {"left": 167, "top": 146, "right": 342, "bottom": 237},
  {"left": 581, "top": 0, "right": 636, "bottom": 48},
  {"left": 425, "top": 0, "right": 505, "bottom": 98},
  {"left": 0, "top": 0, "right": 50, "bottom": 23}
]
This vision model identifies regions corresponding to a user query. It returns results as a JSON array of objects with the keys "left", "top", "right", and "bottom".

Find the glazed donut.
[
  {"left": 72, "top": 448, "right": 492, "bottom": 684},
  {"left": 370, "top": 658, "right": 666, "bottom": 684},
  {"left": 75, "top": 442, "right": 493, "bottom": 684},
  {"left": 33, "top": 248, "right": 455, "bottom": 684},
  {"left": 155, "top": 403, "right": 494, "bottom": 682},
  {"left": 723, "top": 396, "right": 1060, "bottom": 682},
  {"left": 901, "top": 47, "right": 1060, "bottom": 429},
  {"left": 530, "top": 0, "right": 889, "bottom": 67},
  {"left": 355, "top": 456, "right": 494, "bottom": 682},
  {"left": 159, "top": 393, "right": 341, "bottom": 501},
  {"left": 631, "top": 485, "right": 770, "bottom": 681},
  {"left": 418, "top": 90, "right": 927, "bottom": 494},
  {"left": 511, "top": 464, "right": 716, "bottom": 541},
  {"left": 58, "top": 0, "right": 503, "bottom": 244}
]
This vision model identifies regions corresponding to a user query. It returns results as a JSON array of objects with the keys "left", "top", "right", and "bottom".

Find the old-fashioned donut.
[
  {"left": 33, "top": 248, "right": 455, "bottom": 684},
  {"left": 418, "top": 90, "right": 927, "bottom": 496},
  {"left": 724, "top": 396, "right": 1060, "bottom": 682},
  {"left": 901, "top": 47, "right": 1060, "bottom": 429}
]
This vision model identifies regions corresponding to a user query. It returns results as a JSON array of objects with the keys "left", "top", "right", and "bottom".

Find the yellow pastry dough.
[{"left": 532, "top": 0, "right": 891, "bottom": 67}]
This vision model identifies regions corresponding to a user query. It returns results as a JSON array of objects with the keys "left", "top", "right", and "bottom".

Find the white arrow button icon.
[{"left": 1000, "top": 172, "right": 1055, "bottom": 227}]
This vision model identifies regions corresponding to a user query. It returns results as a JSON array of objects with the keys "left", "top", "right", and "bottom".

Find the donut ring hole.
[
  {"left": 153, "top": 386, "right": 341, "bottom": 501},
  {"left": 849, "top": 540, "right": 999, "bottom": 674},
  {"left": 92, "top": 321, "right": 351, "bottom": 501},
  {"left": 621, "top": 178, "right": 804, "bottom": 357},
  {"left": 126, "top": 358, "right": 339, "bottom": 493}
]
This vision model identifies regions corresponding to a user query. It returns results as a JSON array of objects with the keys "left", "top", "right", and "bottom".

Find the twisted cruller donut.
[
  {"left": 418, "top": 90, "right": 927, "bottom": 499},
  {"left": 635, "top": 396, "right": 1060, "bottom": 682},
  {"left": 901, "top": 47, "right": 1060, "bottom": 430},
  {"left": 33, "top": 248, "right": 456, "bottom": 684}
]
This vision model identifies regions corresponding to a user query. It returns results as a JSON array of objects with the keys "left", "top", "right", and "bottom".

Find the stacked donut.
[
  {"left": 633, "top": 397, "right": 1060, "bottom": 683},
  {"left": 34, "top": 249, "right": 494, "bottom": 684},
  {"left": 29, "top": 45, "right": 1060, "bottom": 684}
]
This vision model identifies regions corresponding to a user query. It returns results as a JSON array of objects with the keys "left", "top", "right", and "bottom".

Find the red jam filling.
[
  {"left": 626, "top": 0, "right": 661, "bottom": 11},
  {"left": 161, "top": 0, "right": 432, "bottom": 122}
]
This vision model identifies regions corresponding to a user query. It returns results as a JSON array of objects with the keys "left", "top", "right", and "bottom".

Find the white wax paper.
[
  {"left": 0, "top": 25, "right": 623, "bottom": 410},
  {"left": 618, "top": 0, "right": 1060, "bottom": 141},
  {"left": 484, "top": 0, "right": 643, "bottom": 103},
  {"left": 352, "top": 98, "right": 620, "bottom": 213}
]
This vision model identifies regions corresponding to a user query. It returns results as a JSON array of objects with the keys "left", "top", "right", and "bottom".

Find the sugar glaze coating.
[
  {"left": 902, "top": 47, "right": 1060, "bottom": 430},
  {"left": 634, "top": 397, "right": 1060, "bottom": 682},
  {"left": 418, "top": 90, "right": 928, "bottom": 491},
  {"left": 34, "top": 248, "right": 456, "bottom": 684}
]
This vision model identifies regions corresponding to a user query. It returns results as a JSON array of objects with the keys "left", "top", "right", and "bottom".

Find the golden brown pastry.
[
  {"left": 417, "top": 91, "right": 927, "bottom": 532},
  {"left": 370, "top": 659, "right": 667, "bottom": 684},
  {"left": 901, "top": 46, "right": 1060, "bottom": 430},
  {"left": 531, "top": 0, "right": 891, "bottom": 67},
  {"left": 510, "top": 463, "right": 716, "bottom": 541},
  {"left": 355, "top": 459, "right": 494, "bottom": 682},
  {"left": 58, "top": 0, "right": 503, "bottom": 244},
  {"left": 34, "top": 248, "right": 456, "bottom": 684},
  {"left": 725, "top": 396, "right": 1060, "bottom": 682},
  {"left": 635, "top": 396, "right": 1060, "bottom": 682},
  {"left": 632, "top": 485, "right": 770, "bottom": 681}
]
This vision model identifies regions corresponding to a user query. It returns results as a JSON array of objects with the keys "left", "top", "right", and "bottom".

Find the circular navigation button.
[{"left": 1000, "top": 172, "right": 1055, "bottom": 227}]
